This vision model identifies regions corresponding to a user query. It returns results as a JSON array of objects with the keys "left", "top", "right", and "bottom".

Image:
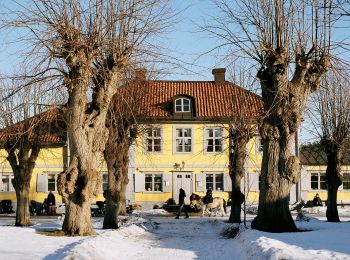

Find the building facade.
[{"left": 0, "top": 68, "right": 321, "bottom": 210}]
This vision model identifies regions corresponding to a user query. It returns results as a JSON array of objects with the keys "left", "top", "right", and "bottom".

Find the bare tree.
[
  {"left": 307, "top": 70, "right": 350, "bottom": 222},
  {"left": 225, "top": 69, "right": 261, "bottom": 224},
  {"left": 5, "top": 0, "right": 172, "bottom": 235},
  {"left": 208, "top": 0, "right": 332, "bottom": 232},
  {"left": 0, "top": 79, "right": 64, "bottom": 226},
  {"left": 103, "top": 72, "right": 145, "bottom": 229}
]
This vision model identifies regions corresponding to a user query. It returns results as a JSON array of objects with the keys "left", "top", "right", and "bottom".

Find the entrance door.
[{"left": 173, "top": 172, "right": 193, "bottom": 204}]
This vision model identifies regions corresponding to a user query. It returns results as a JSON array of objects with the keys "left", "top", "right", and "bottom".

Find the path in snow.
[{"left": 63, "top": 217, "right": 245, "bottom": 260}]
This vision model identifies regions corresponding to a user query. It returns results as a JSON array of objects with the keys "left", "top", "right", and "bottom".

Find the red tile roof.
[
  {"left": 121, "top": 80, "right": 263, "bottom": 120},
  {"left": 0, "top": 80, "right": 263, "bottom": 144},
  {"left": 0, "top": 107, "right": 66, "bottom": 145}
]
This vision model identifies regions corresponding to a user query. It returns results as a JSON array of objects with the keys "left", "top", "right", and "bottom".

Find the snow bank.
[{"left": 236, "top": 218, "right": 350, "bottom": 260}]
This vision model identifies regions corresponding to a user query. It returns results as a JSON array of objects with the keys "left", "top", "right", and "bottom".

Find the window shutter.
[
  {"left": 162, "top": 174, "right": 171, "bottom": 192},
  {"left": 37, "top": 173, "right": 48, "bottom": 192},
  {"left": 195, "top": 173, "right": 206, "bottom": 192},
  {"left": 134, "top": 173, "right": 145, "bottom": 192},
  {"left": 300, "top": 169, "right": 311, "bottom": 191},
  {"left": 223, "top": 173, "right": 232, "bottom": 191},
  {"left": 249, "top": 173, "right": 259, "bottom": 192}
]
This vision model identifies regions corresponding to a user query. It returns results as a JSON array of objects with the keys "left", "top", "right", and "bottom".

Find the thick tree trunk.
[
  {"left": 14, "top": 180, "right": 32, "bottom": 226},
  {"left": 228, "top": 129, "right": 249, "bottom": 224},
  {"left": 251, "top": 136, "right": 299, "bottom": 232},
  {"left": 58, "top": 73, "right": 112, "bottom": 235},
  {"left": 103, "top": 140, "right": 130, "bottom": 229},
  {"left": 6, "top": 145, "right": 39, "bottom": 227},
  {"left": 59, "top": 156, "right": 102, "bottom": 236},
  {"left": 324, "top": 145, "right": 342, "bottom": 222},
  {"left": 251, "top": 47, "right": 327, "bottom": 232}
]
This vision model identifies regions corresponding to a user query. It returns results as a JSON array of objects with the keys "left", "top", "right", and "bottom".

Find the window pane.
[
  {"left": 1, "top": 177, "right": 9, "bottom": 192},
  {"left": 175, "top": 99, "right": 182, "bottom": 106},
  {"left": 175, "top": 105, "right": 182, "bottom": 112},
  {"left": 146, "top": 128, "right": 152, "bottom": 137},
  {"left": 214, "top": 129, "right": 222, "bottom": 137},
  {"left": 183, "top": 99, "right": 190, "bottom": 106},
  {"left": 154, "top": 128, "right": 161, "bottom": 137},
  {"left": 154, "top": 174, "right": 162, "bottom": 183},
  {"left": 311, "top": 173, "right": 319, "bottom": 190},
  {"left": 176, "top": 129, "right": 183, "bottom": 137},
  {"left": 184, "top": 129, "right": 191, "bottom": 137},
  {"left": 207, "top": 139, "right": 214, "bottom": 152},
  {"left": 215, "top": 174, "right": 223, "bottom": 191},
  {"left": 320, "top": 175, "right": 327, "bottom": 190},
  {"left": 214, "top": 139, "right": 222, "bottom": 152},
  {"left": 207, "top": 129, "right": 213, "bottom": 137},
  {"left": 206, "top": 174, "right": 213, "bottom": 183},
  {"left": 146, "top": 139, "right": 153, "bottom": 151},
  {"left": 145, "top": 182, "right": 152, "bottom": 191},
  {"left": 145, "top": 174, "right": 152, "bottom": 183},
  {"left": 183, "top": 105, "right": 190, "bottom": 112}
]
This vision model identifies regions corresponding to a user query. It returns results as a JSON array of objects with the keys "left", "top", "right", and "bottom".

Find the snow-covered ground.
[{"left": 0, "top": 208, "right": 350, "bottom": 260}]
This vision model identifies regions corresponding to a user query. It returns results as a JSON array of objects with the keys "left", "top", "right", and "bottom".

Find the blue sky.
[
  {"left": 0, "top": 0, "right": 222, "bottom": 81},
  {"left": 0, "top": 0, "right": 349, "bottom": 144}
]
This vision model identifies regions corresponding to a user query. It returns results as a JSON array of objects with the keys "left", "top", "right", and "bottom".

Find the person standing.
[
  {"left": 175, "top": 188, "right": 189, "bottom": 219},
  {"left": 47, "top": 190, "right": 56, "bottom": 215}
]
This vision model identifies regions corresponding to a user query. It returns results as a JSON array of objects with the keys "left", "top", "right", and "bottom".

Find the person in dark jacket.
[
  {"left": 47, "top": 191, "right": 56, "bottom": 215},
  {"left": 175, "top": 188, "right": 189, "bottom": 219},
  {"left": 312, "top": 193, "right": 323, "bottom": 206},
  {"left": 203, "top": 188, "right": 213, "bottom": 204}
]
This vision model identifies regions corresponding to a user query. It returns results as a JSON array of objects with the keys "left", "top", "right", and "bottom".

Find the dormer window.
[{"left": 175, "top": 97, "right": 191, "bottom": 112}]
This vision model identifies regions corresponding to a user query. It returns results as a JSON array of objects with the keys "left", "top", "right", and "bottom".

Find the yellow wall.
[
  {"left": 0, "top": 122, "right": 264, "bottom": 205},
  {"left": 134, "top": 122, "right": 262, "bottom": 203},
  {"left": 303, "top": 165, "right": 350, "bottom": 202}
]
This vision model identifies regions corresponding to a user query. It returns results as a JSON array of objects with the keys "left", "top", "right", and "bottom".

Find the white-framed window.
[
  {"left": 144, "top": 126, "right": 162, "bottom": 153},
  {"left": 256, "top": 137, "right": 263, "bottom": 154},
  {"left": 311, "top": 172, "right": 327, "bottom": 190},
  {"left": 206, "top": 173, "right": 223, "bottom": 191},
  {"left": 145, "top": 173, "right": 162, "bottom": 191},
  {"left": 343, "top": 172, "right": 350, "bottom": 190},
  {"left": 102, "top": 172, "right": 108, "bottom": 191},
  {"left": 205, "top": 127, "right": 223, "bottom": 153},
  {"left": 175, "top": 127, "right": 192, "bottom": 153},
  {"left": 0, "top": 173, "right": 15, "bottom": 193},
  {"left": 47, "top": 173, "right": 59, "bottom": 192},
  {"left": 175, "top": 97, "right": 191, "bottom": 112}
]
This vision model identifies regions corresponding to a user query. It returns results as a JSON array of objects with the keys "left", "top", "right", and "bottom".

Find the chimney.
[
  {"left": 212, "top": 68, "right": 226, "bottom": 84},
  {"left": 135, "top": 68, "right": 147, "bottom": 81}
]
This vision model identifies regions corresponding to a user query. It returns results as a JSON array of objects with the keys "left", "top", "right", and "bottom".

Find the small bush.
[{"left": 153, "top": 204, "right": 160, "bottom": 209}]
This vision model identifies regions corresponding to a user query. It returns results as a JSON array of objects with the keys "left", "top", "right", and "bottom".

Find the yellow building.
[
  {"left": 300, "top": 145, "right": 350, "bottom": 203},
  {"left": 0, "top": 68, "right": 267, "bottom": 209}
]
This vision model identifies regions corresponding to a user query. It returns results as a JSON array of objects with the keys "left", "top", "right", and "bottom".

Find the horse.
[{"left": 189, "top": 193, "right": 226, "bottom": 217}]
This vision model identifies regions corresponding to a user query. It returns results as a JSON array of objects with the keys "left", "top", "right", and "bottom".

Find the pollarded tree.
[
  {"left": 209, "top": 0, "right": 332, "bottom": 232},
  {"left": 6, "top": 0, "right": 173, "bottom": 235},
  {"left": 103, "top": 72, "right": 145, "bottom": 229},
  {"left": 0, "top": 79, "right": 64, "bottom": 226},
  {"left": 308, "top": 70, "right": 350, "bottom": 222},
  {"left": 226, "top": 69, "right": 261, "bottom": 224}
]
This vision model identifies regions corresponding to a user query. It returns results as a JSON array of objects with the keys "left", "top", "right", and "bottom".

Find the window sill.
[
  {"left": 139, "top": 191, "right": 164, "bottom": 193},
  {"left": 0, "top": 191, "right": 15, "bottom": 194}
]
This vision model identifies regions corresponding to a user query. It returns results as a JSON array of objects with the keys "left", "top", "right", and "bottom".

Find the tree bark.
[
  {"left": 103, "top": 137, "right": 130, "bottom": 229},
  {"left": 251, "top": 48, "right": 326, "bottom": 232},
  {"left": 6, "top": 143, "right": 40, "bottom": 227},
  {"left": 251, "top": 135, "right": 299, "bottom": 232},
  {"left": 323, "top": 141, "right": 342, "bottom": 222},
  {"left": 58, "top": 80, "right": 109, "bottom": 235},
  {"left": 228, "top": 129, "right": 249, "bottom": 223},
  {"left": 14, "top": 179, "right": 32, "bottom": 226}
]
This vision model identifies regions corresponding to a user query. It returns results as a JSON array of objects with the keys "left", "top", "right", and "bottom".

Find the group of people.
[{"left": 175, "top": 187, "right": 213, "bottom": 219}]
